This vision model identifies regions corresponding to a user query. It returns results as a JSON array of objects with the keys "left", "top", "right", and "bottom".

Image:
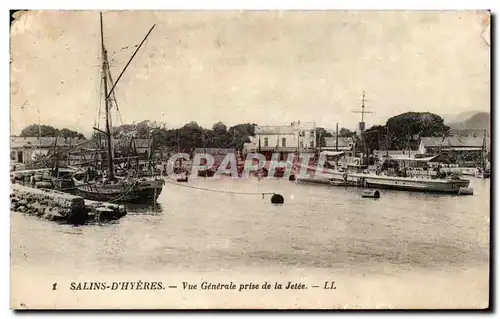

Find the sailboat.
[{"left": 72, "top": 12, "right": 164, "bottom": 203}]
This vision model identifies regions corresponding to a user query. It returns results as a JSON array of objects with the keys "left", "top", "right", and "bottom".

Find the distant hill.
[
  {"left": 447, "top": 112, "right": 490, "bottom": 131},
  {"left": 442, "top": 111, "right": 482, "bottom": 124}
]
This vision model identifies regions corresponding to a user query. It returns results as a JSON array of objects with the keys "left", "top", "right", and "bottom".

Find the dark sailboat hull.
[{"left": 74, "top": 179, "right": 164, "bottom": 203}]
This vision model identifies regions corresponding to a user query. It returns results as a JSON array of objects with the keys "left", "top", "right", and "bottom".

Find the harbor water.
[{"left": 11, "top": 177, "right": 490, "bottom": 308}]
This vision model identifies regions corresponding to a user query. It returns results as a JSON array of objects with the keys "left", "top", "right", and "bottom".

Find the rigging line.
[
  {"left": 95, "top": 72, "right": 104, "bottom": 131},
  {"left": 106, "top": 24, "right": 156, "bottom": 101},
  {"left": 106, "top": 66, "right": 124, "bottom": 126},
  {"left": 94, "top": 72, "right": 101, "bottom": 128},
  {"left": 164, "top": 179, "right": 276, "bottom": 196},
  {"left": 109, "top": 180, "right": 139, "bottom": 203}
]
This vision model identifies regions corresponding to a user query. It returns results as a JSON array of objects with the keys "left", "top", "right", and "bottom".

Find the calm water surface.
[{"left": 11, "top": 177, "right": 490, "bottom": 276}]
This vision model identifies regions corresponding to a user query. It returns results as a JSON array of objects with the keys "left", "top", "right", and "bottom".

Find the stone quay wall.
[{"left": 10, "top": 184, "right": 126, "bottom": 224}]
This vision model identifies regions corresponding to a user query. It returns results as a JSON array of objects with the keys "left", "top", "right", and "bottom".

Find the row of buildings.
[
  {"left": 10, "top": 124, "right": 489, "bottom": 168},
  {"left": 243, "top": 122, "right": 489, "bottom": 166},
  {"left": 10, "top": 136, "right": 153, "bottom": 168}
]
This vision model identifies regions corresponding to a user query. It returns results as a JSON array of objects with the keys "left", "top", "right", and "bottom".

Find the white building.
[
  {"left": 251, "top": 121, "right": 317, "bottom": 159},
  {"left": 323, "top": 136, "right": 354, "bottom": 151},
  {"left": 322, "top": 136, "right": 355, "bottom": 157}
]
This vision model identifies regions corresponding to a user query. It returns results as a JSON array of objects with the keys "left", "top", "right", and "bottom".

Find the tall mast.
[
  {"left": 361, "top": 92, "right": 366, "bottom": 123},
  {"left": 361, "top": 92, "right": 366, "bottom": 164},
  {"left": 96, "top": 13, "right": 155, "bottom": 178},
  {"left": 100, "top": 12, "right": 114, "bottom": 179},
  {"left": 386, "top": 125, "right": 389, "bottom": 157},
  {"left": 335, "top": 122, "right": 339, "bottom": 152},
  {"left": 352, "top": 91, "right": 372, "bottom": 165}
]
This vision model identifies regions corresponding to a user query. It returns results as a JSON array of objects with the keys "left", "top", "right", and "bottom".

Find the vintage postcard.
[{"left": 10, "top": 10, "right": 490, "bottom": 309}]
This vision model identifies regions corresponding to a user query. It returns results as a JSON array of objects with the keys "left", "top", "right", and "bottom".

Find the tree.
[
  {"left": 20, "top": 124, "right": 85, "bottom": 138},
  {"left": 178, "top": 121, "right": 204, "bottom": 150},
  {"left": 212, "top": 121, "right": 227, "bottom": 134},
  {"left": 363, "top": 125, "right": 385, "bottom": 152},
  {"left": 59, "top": 128, "right": 85, "bottom": 139},
  {"left": 363, "top": 112, "right": 450, "bottom": 151},
  {"left": 135, "top": 120, "right": 156, "bottom": 138},
  {"left": 385, "top": 112, "right": 449, "bottom": 150},
  {"left": 184, "top": 121, "right": 201, "bottom": 130},
  {"left": 112, "top": 123, "right": 136, "bottom": 138},
  {"left": 113, "top": 120, "right": 166, "bottom": 139},
  {"left": 227, "top": 123, "right": 256, "bottom": 150},
  {"left": 316, "top": 127, "right": 333, "bottom": 147},
  {"left": 20, "top": 124, "right": 58, "bottom": 137},
  {"left": 338, "top": 128, "right": 356, "bottom": 138}
]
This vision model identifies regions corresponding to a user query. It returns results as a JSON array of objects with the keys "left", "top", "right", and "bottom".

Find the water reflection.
[{"left": 125, "top": 202, "right": 164, "bottom": 214}]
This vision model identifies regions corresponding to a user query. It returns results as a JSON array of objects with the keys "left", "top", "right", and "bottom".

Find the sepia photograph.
[{"left": 9, "top": 9, "right": 490, "bottom": 309}]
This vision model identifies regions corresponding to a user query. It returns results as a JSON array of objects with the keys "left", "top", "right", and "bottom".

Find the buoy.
[
  {"left": 458, "top": 187, "right": 473, "bottom": 195},
  {"left": 362, "top": 189, "right": 380, "bottom": 199},
  {"left": 271, "top": 194, "right": 284, "bottom": 204},
  {"left": 289, "top": 175, "right": 296, "bottom": 181}
]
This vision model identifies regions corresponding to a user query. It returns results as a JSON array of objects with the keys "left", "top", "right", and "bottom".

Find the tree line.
[
  {"left": 361, "top": 112, "right": 450, "bottom": 153},
  {"left": 19, "top": 124, "right": 86, "bottom": 139},
  {"left": 125, "top": 121, "right": 258, "bottom": 152}
]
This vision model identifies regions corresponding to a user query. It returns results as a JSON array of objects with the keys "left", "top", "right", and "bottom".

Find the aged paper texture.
[{"left": 10, "top": 10, "right": 490, "bottom": 309}]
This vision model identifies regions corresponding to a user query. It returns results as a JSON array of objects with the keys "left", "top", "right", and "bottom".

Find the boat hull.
[
  {"left": 328, "top": 172, "right": 470, "bottom": 194},
  {"left": 363, "top": 177, "right": 469, "bottom": 193},
  {"left": 295, "top": 165, "right": 470, "bottom": 194},
  {"left": 74, "top": 179, "right": 164, "bottom": 203}
]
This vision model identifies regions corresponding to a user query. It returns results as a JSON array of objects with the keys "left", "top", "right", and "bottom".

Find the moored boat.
[
  {"left": 72, "top": 175, "right": 164, "bottom": 203},
  {"left": 70, "top": 13, "right": 163, "bottom": 204},
  {"left": 296, "top": 156, "right": 471, "bottom": 194},
  {"left": 327, "top": 170, "right": 470, "bottom": 193}
]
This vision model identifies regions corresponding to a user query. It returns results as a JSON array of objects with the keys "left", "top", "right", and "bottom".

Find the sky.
[{"left": 10, "top": 10, "right": 490, "bottom": 136}]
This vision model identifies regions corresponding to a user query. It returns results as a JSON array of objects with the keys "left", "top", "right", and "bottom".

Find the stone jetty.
[
  {"left": 10, "top": 184, "right": 127, "bottom": 224},
  {"left": 84, "top": 199, "right": 128, "bottom": 222}
]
